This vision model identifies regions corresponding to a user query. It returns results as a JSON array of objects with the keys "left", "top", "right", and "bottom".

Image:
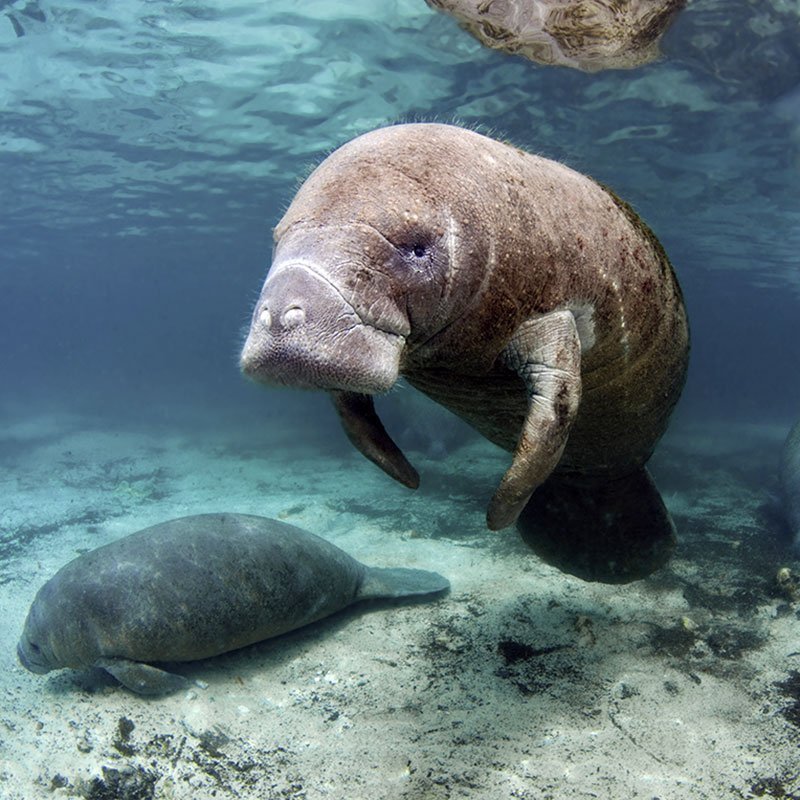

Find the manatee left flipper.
[
  {"left": 95, "top": 657, "right": 189, "bottom": 696},
  {"left": 487, "top": 310, "right": 582, "bottom": 530},
  {"left": 332, "top": 391, "right": 420, "bottom": 489}
]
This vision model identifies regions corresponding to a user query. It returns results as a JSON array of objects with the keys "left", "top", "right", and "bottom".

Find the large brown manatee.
[{"left": 241, "top": 123, "right": 689, "bottom": 582}]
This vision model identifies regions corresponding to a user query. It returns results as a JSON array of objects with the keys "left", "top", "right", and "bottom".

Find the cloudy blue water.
[{"left": 1, "top": 0, "right": 799, "bottom": 431}]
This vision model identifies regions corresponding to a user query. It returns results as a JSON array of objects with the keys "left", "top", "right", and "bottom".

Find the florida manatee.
[
  {"left": 17, "top": 513, "right": 449, "bottom": 694},
  {"left": 240, "top": 123, "right": 689, "bottom": 582},
  {"left": 426, "top": 0, "right": 686, "bottom": 72},
  {"left": 780, "top": 419, "right": 800, "bottom": 548}
]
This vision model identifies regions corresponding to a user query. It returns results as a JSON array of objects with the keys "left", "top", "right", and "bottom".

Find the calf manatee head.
[
  {"left": 240, "top": 124, "right": 492, "bottom": 395},
  {"left": 17, "top": 599, "right": 58, "bottom": 675}
]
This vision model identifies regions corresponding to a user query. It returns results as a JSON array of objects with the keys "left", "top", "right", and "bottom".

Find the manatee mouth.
[
  {"left": 240, "top": 262, "right": 406, "bottom": 394},
  {"left": 17, "top": 639, "right": 50, "bottom": 674}
]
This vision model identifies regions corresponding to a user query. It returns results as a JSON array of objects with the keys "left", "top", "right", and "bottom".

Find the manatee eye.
[{"left": 396, "top": 235, "right": 437, "bottom": 268}]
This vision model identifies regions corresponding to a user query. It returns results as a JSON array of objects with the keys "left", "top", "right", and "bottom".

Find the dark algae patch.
[
  {"left": 113, "top": 716, "right": 137, "bottom": 756},
  {"left": 80, "top": 766, "right": 158, "bottom": 800},
  {"left": 50, "top": 728, "right": 303, "bottom": 799},
  {"left": 648, "top": 621, "right": 698, "bottom": 658},
  {"left": 776, "top": 670, "right": 800, "bottom": 729},
  {"left": 748, "top": 775, "right": 800, "bottom": 799},
  {"left": 0, "top": 510, "right": 110, "bottom": 558},
  {"left": 497, "top": 639, "right": 569, "bottom": 664},
  {"left": 704, "top": 625, "right": 767, "bottom": 659},
  {"left": 648, "top": 618, "right": 767, "bottom": 657}
]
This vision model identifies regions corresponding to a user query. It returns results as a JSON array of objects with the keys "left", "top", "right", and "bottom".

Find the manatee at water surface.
[
  {"left": 17, "top": 513, "right": 449, "bottom": 694},
  {"left": 240, "top": 123, "right": 689, "bottom": 583},
  {"left": 425, "top": 0, "right": 686, "bottom": 72}
]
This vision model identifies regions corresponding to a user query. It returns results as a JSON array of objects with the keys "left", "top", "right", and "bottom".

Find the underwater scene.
[{"left": 2, "top": 1, "right": 800, "bottom": 798}]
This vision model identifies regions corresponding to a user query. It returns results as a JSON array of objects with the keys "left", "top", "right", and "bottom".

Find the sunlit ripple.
[{"left": 0, "top": 0, "right": 797, "bottom": 289}]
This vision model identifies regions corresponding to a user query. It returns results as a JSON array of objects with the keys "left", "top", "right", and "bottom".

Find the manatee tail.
[
  {"left": 516, "top": 467, "right": 676, "bottom": 584},
  {"left": 358, "top": 567, "right": 450, "bottom": 600}
]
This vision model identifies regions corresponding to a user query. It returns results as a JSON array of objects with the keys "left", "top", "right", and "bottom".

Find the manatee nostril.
[
  {"left": 281, "top": 305, "right": 305, "bottom": 329},
  {"left": 258, "top": 307, "right": 272, "bottom": 328}
]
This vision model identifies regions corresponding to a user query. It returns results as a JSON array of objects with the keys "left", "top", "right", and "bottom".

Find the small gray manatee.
[
  {"left": 240, "top": 123, "right": 689, "bottom": 583},
  {"left": 780, "top": 419, "right": 800, "bottom": 548},
  {"left": 17, "top": 513, "right": 449, "bottom": 695}
]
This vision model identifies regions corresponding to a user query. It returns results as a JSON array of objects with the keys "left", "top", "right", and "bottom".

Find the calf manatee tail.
[
  {"left": 516, "top": 467, "right": 676, "bottom": 584},
  {"left": 358, "top": 567, "right": 450, "bottom": 600}
]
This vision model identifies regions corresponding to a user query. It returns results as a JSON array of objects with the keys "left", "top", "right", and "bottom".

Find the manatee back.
[{"left": 23, "top": 514, "right": 367, "bottom": 669}]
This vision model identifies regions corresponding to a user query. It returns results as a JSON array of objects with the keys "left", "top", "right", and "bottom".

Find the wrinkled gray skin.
[
  {"left": 780, "top": 420, "right": 800, "bottom": 548},
  {"left": 17, "top": 513, "right": 448, "bottom": 694},
  {"left": 241, "top": 123, "right": 689, "bottom": 582}
]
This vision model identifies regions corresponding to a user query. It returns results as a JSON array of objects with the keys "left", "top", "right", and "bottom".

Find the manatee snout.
[
  {"left": 17, "top": 635, "right": 51, "bottom": 675},
  {"left": 251, "top": 265, "right": 318, "bottom": 336},
  {"left": 242, "top": 263, "right": 346, "bottom": 357},
  {"left": 241, "top": 254, "right": 408, "bottom": 394}
]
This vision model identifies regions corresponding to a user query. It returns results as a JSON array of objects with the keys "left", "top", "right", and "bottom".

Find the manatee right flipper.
[
  {"left": 95, "top": 657, "right": 189, "bottom": 696},
  {"left": 332, "top": 391, "right": 420, "bottom": 488},
  {"left": 516, "top": 467, "right": 676, "bottom": 583},
  {"left": 488, "top": 310, "right": 583, "bottom": 531}
]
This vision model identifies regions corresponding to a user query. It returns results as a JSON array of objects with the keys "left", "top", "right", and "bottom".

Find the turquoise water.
[
  {"left": 1, "top": 3, "right": 800, "bottom": 798},
  {"left": 1, "top": 0, "right": 799, "bottom": 425}
]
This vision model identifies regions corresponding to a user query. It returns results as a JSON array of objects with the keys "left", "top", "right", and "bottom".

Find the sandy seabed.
[{"left": 0, "top": 409, "right": 798, "bottom": 800}]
